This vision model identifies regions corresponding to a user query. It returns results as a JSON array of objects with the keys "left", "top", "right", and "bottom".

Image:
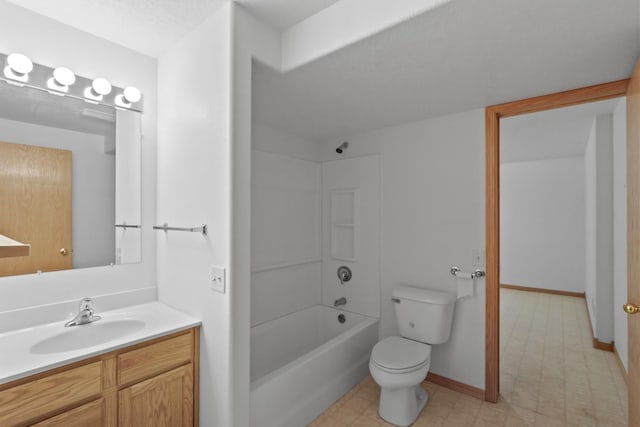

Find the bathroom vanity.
[{"left": 0, "top": 303, "right": 200, "bottom": 426}]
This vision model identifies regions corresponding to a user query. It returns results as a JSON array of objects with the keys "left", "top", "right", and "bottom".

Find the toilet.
[{"left": 369, "top": 285, "right": 456, "bottom": 426}]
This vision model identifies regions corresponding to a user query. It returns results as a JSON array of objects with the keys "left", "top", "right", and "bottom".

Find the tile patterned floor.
[{"left": 308, "top": 289, "right": 628, "bottom": 426}]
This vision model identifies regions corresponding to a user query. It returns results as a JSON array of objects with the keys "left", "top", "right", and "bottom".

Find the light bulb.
[
  {"left": 7, "top": 53, "right": 33, "bottom": 75},
  {"left": 123, "top": 86, "right": 141, "bottom": 103},
  {"left": 4, "top": 53, "right": 33, "bottom": 83},
  {"left": 92, "top": 78, "right": 112, "bottom": 96},
  {"left": 53, "top": 67, "right": 75, "bottom": 86}
]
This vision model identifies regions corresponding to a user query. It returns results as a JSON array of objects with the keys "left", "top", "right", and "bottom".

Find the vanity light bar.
[{"left": 0, "top": 52, "right": 143, "bottom": 113}]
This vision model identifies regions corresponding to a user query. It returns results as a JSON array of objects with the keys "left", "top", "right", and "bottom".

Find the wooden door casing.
[{"left": 626, "top": 56, "right": 640, "bottom": 427}]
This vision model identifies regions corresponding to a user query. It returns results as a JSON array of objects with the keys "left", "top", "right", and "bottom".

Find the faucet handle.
[
  {"left": 337, "top": 266, "right": 352, "bottom": 285},
  {"left": 79, "top": 297, "right": 94, "bottom": 312}
]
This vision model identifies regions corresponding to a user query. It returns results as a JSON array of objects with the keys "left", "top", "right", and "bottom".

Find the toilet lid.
[{"left": 371, "top": 336, "right": 431, "bottom": 370}]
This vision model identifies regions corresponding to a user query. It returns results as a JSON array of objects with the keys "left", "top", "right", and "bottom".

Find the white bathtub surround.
[
  {"left": 251, "top": 148, "right": 322, "bottom": 325},
  {"left": 0, "top": 302, "right": 200, "bottom": 385},
  {"left": 250, "top": 305, "right": 378, "bottom": 427},
  {"left": 322, "top": 155, "right": 381, "bottom": 319}
]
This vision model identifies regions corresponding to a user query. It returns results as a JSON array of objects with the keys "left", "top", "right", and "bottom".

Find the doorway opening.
[{"left": 484, "top": 79, "right": 629, "bottom": 404}]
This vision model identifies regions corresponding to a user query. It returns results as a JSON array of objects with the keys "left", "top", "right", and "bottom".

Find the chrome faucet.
[
  {"left": 65, "top": 297, "right": 101, "bottom": 327},
  {"left": 334, "top": 297, "right": 347, "bottom": 307}
]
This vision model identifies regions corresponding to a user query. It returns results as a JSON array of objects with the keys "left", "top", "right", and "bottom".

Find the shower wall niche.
[{"left": 330, "top": 189, "right": 359, "bottom": 261}]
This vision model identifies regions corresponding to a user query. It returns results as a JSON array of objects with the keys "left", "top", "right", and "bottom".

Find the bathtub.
[{"left": 250, "top": 305, "right": 379, "bottom": 427}]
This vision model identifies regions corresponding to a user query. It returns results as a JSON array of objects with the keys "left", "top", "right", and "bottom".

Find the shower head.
[{"left": 336, "top": 141, "right": 349, "bottom": 154}]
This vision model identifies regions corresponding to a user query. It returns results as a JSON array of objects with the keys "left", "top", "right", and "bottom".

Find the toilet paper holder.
[{"left": 450, "top": 266, "right": 485, "bottom": 278}]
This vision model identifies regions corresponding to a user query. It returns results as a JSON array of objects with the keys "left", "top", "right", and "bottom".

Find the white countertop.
[{"left": 0, "top": 302, "right": 201, "bottom": 385}]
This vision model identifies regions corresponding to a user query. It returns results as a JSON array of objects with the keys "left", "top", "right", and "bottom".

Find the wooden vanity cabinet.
[
  {"left": 119, "top": 364, "right": 193, "bottom": 426},
  {"left": 0, "top": 327, "right": 200, "bottom": 427}
]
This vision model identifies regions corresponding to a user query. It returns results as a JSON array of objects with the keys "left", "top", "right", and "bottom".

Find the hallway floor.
[{"left": 308, "top": 289, "right": 627, "bottom": 426}]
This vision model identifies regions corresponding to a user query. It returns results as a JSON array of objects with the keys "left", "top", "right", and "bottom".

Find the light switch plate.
[{"left": 210, "top": 265, "right": 226, "bottom": 293}]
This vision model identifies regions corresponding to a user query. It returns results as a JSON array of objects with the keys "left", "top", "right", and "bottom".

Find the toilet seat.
[{"left": 371, "top": 336, "right": 431, "bottom": 372}]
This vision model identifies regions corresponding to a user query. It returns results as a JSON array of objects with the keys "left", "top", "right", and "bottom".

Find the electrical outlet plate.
[{"left": 210, "top": 265, "right": 226, "bottom": 293}]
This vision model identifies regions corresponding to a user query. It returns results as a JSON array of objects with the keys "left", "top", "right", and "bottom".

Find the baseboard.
[
  {"left": 592, "top": 338, "right": 614, "bottom": 352},
  {"left": 612, "top": 344, "right": 628, "bottom": 385},
  {"left": 424, "top": 372, "right": 485, "bottom": 401},
  {"left": 580, "top": 296, "right": 614, "bottom": 352},
  {"left": 500, "top": 284, "right": 585, "bottom": 298}
]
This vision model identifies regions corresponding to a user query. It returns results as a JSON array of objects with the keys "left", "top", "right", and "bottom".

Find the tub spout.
[{"left": 334, "top": 297, "right": 347, "bottom": 307}]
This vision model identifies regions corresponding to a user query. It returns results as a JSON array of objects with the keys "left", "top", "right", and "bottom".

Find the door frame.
[{"left": 484, "top": 79, "right": 630, "bottom": 402}]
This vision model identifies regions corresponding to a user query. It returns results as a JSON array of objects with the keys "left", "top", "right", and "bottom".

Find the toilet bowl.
[
  {"left": 369, "top": 286, "right": 456, "bottom": 426},
  {"left": 369, "top": 336, "right": 431, "bottom": 426}
]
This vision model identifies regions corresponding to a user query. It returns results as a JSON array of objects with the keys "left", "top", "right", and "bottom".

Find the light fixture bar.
[{"left": 0, "top": 52, "right": 143, "bottom": 113}]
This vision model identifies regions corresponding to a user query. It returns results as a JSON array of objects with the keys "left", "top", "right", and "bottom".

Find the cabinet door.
[
  {"left": 119, "top": 364, "right": 193, "bottom": 427},
  {"left": 32, "top": 398, "right": 104, "bottom": 427}
]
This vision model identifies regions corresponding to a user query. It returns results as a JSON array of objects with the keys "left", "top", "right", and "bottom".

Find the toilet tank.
[{"left": 392, "top": 285, "right": 456, "bottom": 344}]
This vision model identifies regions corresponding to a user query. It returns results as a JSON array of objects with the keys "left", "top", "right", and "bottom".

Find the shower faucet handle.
[{"left": 337, "top": 266, "right": 352, "bottom": 284}]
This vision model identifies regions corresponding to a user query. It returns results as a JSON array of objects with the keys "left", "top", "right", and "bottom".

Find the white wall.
[
  {"left": 233, "top": 6, "right": 282, "bottom": 426},
  {"left": 0, "top": 118, "right": 115, "bottom": 269},
  {"left": 322, "top": 156, "right": 381, "bottom": 319},
  {"left": 252, "top": 123, "right": 322, "bottom": 162},
  {"left": 585, "top": 114, "right": 615, "bottom": 344},
  {"left": 612, "top": 98, "right": 628, "bottom": 370},
  {"left": 500, "top": 157, "right": 586, "bottom": 293},
  {"left": 251, "top": 132, "right": 322, "bottom": 325},
  {"left": 281, "top": 0, "right": 451, "bottom": 71},
  {"left": 585, "top": 119, "right": 597, "bottom": 332},
  {"left": 319, "top": 109, "right": 486, "bottom": 390},
  {"left": 0, "top": 1, "right": 157, "bottom": 319},
  {"left": 157, "top": 4, "right": 232, "bottom": 426}
]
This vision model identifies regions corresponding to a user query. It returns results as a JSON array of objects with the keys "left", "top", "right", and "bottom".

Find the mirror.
[{"left": 0, "top": 80, "right": 142, "bottom": 277}]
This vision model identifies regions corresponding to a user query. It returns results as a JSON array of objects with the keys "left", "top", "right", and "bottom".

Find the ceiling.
[
  {"left": 236, "top": 0, "right": 341, "bottom": 31},
  {"left": 6, "top": 0, "right": 343, "bottom": 57},
  {"left": 253, "top": 0, "right": 640, "bottom": 142},
  {"left": 501, "top": 98, "right": 621, "bottom": 164},
  {"left": 7, "top": 0, "right": 639, "bottom": 143},
  {"left": 5, "top": 0, "right": 227, "bottom": 57}
]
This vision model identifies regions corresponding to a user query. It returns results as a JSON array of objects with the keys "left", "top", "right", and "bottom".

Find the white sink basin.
[{"left": 30, "top": 319, "right": 146, "bottom": 354}]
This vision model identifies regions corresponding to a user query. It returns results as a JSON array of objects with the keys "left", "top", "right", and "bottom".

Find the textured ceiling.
[
  {"left": 6, "top": 0, "right": 343, "bottom": 57},
  {"left": 253, "top": 0, "right": 640, "bottom": 142},
  {"left": 236, "top": 0, "right": 340, "bottom": 31},
  {"left": 501, "top": 99, "right": 621, "bottom": 164},
  {"left": 5, "top": 0, "right": 227, "bottom": 57}
]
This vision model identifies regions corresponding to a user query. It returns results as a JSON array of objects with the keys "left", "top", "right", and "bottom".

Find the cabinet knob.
[{"left": 59, "top": 248, "right": 68, "bottom": 256}]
